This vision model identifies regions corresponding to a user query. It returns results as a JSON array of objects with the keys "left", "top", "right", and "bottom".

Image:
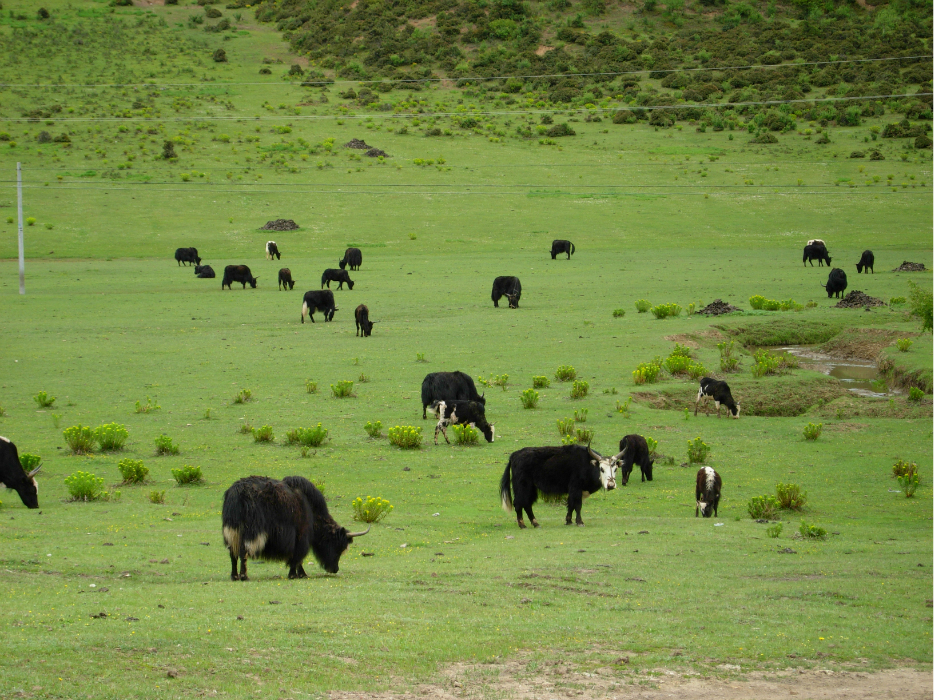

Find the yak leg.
[
  {"left": 524, "top": 504, "right": 539, "bottom": 528},
  {"left": 715, "top": 401, "right": 721, "bottom": 418},
  {"left": 288, "top": 560, "right": 308, "bottom": 579},
  {"left": 239, "top": 557, "right": 248, "bottom": 581},
  {"left": 567, "top": 491, "right": 584, "bottom": 526},
  {"left": 229, "top": 550, "right": 240, "bottom": 581}
]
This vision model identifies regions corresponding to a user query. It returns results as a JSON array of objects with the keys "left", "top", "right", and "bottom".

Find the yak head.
[
  {"left": 314, "top": 523, "right": 370, "bottom": 574},
  {"left": 730, "top": 403, "right": 741, "bottom": 419},
  {"left": 338, "top": 258, "right": 347, "bottom": 270},
  {"left": 697, "top": 499, "right": 713, "bottom": 517},
  {"left": 346, "top": 279, "right": 355, "bottom": 290},
  {"left": 248, "top": 277, "right": 258, "bottom": 289},
  {"left": 587, "top": 446, "right": 624, "bottom": 491},
  {"left": 288, "top": 280, "right": 295, "bottom": 290},
  {"left": 507, "top": 294, "right": 519, "bottom": 309},
  {"left": 473, "top": 421, "right": 494, "bottom": 443}
]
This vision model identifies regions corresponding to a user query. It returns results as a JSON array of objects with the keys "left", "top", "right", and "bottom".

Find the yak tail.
[
  {"left": 570, "top": 242, "right": 575, "bottom": 255},
  {"left": 499, "top": 463, "right": 514, "bottom": 513}
]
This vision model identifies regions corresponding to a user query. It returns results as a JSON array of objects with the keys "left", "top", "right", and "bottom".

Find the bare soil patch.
[
  {"left": 261, "top": 219, "right": 299, "bottom": 231},
  {"left": 819, "top": 328, "right": 902, "bottom": 360},
  {"left": 893, "top": 261, "right": 927, "bottom": 272},
  {"left": 697, "top": 299, "right": 742, "bottom": 315},
  {"left": 834, "top": 290, "right": 887, "bottom": 309}
]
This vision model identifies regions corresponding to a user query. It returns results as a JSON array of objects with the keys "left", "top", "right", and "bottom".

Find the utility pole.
[{"left": 17, "top": 162, "right": 25, "bottom": 295}]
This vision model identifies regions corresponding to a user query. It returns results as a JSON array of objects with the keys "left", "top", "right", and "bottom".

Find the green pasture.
[{"left": 0, "top": 2, "right": 932, "bottom": 698}]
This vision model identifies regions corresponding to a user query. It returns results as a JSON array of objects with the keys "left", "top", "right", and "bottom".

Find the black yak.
[
  {"left": 222, "top": 265, "right": 258, "bottom": 290},
  {"left": 618, "top": 434, "right": 654, "bottom": 484},
  {"left": 550, "top": 239, "right": 575, "bottom": 259},
  {"left": 695, "top": 377, "right": 740, "bottom": 418},
  {"left": 856, "top": 250, "right": 875, "bottom": 274},
  {"left": 354, "top": 304, "right": 375, "bottom": 337},
  {"left": 339, "top": 247, "right": 363, "bottom": 271},
  {"left": 0, "top": 436, "right": 41, "bottom": 508},
  {"left": 301, "top": 290, "right": 337, "bottom": 323},
  {"left": 823, "top": 268, "right": 848, "bottom": 298},
  {"left": 278, "top": 268, "right": 295, "bottom": 290},
  {"left": 194, "top": 264, "right": 215, "bottom": 279},
  {"left": 428, "top": 399, "right": 494, "bottom": 444},
  {"left": 175, "top": 247, "right": 201, "bottom": 266},
  {"left": 266, "top": 241, "right": 281, "bottom": 261},
  {"left": 321, "top": 269, "right": 355, "bottom": 290},
  {"left": 491, "top": 276, "right": 521, "bottom": 308},
  {"left": 420, "top": 371, "right": 485, "bottom": 419},
  {"left": 695, "top": 466, "right": 722, "bottom": 518},
  {"left": 803, "top": 244, "right": 832, "bottom": 267}
]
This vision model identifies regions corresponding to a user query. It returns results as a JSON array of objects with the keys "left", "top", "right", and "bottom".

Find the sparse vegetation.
[
  {"left": 635, "top": 300, "right": 652, "bottom": 313},
  {"left": 171, "top": 465, "right": 204, "bottom": 485},
  {"left": 252, "top": 425, "right": 274, "bottom": 443},
  {"left": 532, "top": 376, "right": 550, "bottom": 389},
  {"left": 799, "top": 521, "right": 827, "bottom": 540},
  {"left": 149, "top": 490, "right": 166, "bottom": 505},
  {"left": 555, "top": 365, "right": 576, "bottom": 382},
  {"left": 63, "top": 425, "right": 95, "bottom": 454},
  {"left": 305, "top": 380, "right": 318, "bottom": 394},
  {"left": 520, "top": 388, "right": 539, "bottom": 409},
  {"left": 285, "top": 424, "right": 329, "bottom": 447},
  {"left": 747, "top": 495, "right": 781, "bottom": 520},
  {"left": 232, "top": 388, "right": 252, "bottom": 404},
  {"left": 651, "top": 303, "right": 682, "bottom": 319},
  {"left": 803, "top": 422, "right": 823, "bottom": 441},
  {"left": 94, "top": 423, "right": 128, "bottom": 451},
  {"left": 331, "top": 380, "right": 355, "bottom": 398},
  {"left": 64, "top": 471, "right": 118, "bottom": 502},
  {"left": 686, "top": 437, "right": 710, "bottom": 464},
  {"left": 570, "top": 380, "right": 589, "bottom": 399},
  {"left": 33, "top": 391, "right": 55, "bottom": 408},
  {"left": 135, "top": 396, "right": 160, "bottom": 413},
  {"left": 154, "top": 434, "right": 180, "bottom": 455},
  {"left": 612, "top": 308, "right": 626, "bottom": 318},
  {"left": 775, "top": 482, "right": 807, "bottom": 511},
  {"left": 364, "top": 421, "right": 383, "bottom": 438},
  {"left": 451, "top": 423, "right": 481, "bottom": 445},
  {"left": 352, "top": 496, "right": 393, "bottom": 523},
  {"left": 895, "top": 338, "right": 913, "bottom": 352}
]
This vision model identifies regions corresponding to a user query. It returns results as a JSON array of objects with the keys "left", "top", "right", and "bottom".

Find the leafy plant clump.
[
  {"left": 775, "top": 482, "right": 807, "bottom": 510},
  {"left": 751, "top": 349, "right": 798, "bottom": 378},
  {"left": 555, "top": 365, "right": 577, "bottom": 382},
  {"left": 686, "top": 437, "right": 710, "bottom": 463},
  {"left": 895, "top": 338, "right": 913, "bottom": 352},
  {"left": 233, "top": 388, "right": 253, "bottom": 404},
  {"left": 907, "top": 280, "right": 932, "bottom": 331},
  {"left": 352, "top": 496, "right": 393, "bottom": 523},
  {"left": 570, "top": 380, "right": 589, "bottom": 399},
  {"left": 149, "top": 490, "right": 166, "bottom": 504},
  {"left": 632, "top": 358, "right": 663, "bottom": 385},
  {"left": 799, "top": 521, "right": 827, "bottom": 540},
  {"left": 718, "top": 340, "right": 740, "bottom": 372},
  {"left": 892, "top": 459, "right": 918, "bottom": 479},
  {"left": 556, "top": 417, "right": 575, "bottom": 438},
  {"left": 573, "top": 408, "right": 588, "bottom": 423},
  {"left": 94, "top": 423, "right": 129, "bottom": 451},
  {"left": 305, "top": 380, "right": 318, "bottom": 394},
  {"left": 238, "top": 422, "right": 253, "bottom": 435},
  {"left": 364, "top": 420, "right": 383, "bottom": 438},
  {"left": 520, "top": 388, "right": 539, "bottom": 409},
  {"left": 748, "top": 495, "right": 781, "bottom": 520},
  {"left": 135, "top": 396, "right": 160, "bottom": 413},
  {"left": 803, "top": 422, "right": 823, "bottom": 441},
  {"left": 532, "top": 375, "right": 550, "bottom": 389},
  {"left": 908, "top": 387, "right": 924, "bottom": 401},
  {"left": 635, "top": 299, "right": 652, "bottom": 313},
  {"left": 615, "top": 397, "right": 632, "bottom": 416},
  {"left": 252, "top": 425, "right": 275, "bottom": 443},
  {"left": 33, "top": 391, "right": 56, "bottom": 408},
  {"left": 286, "top": 424, "right": 329, "bottom": 447},
  {"left": 451, "top": 423, "right": 481, "bottom": 445},
  {"left": 331, "top": 380, "right": 355, "bottom": 398},
  {"left": 645, "top": 436, "right": 658, "bottom": 457},
  {"left": 63, "top": 425, "right": 95, "bottom": 454},
  {"left": 388, "top": 425, "right": 422, "bottom": 449},
  {"left": 766, "top": 523, "right": 783, "bottom": 538},
  {"left": 154, "top": 434, "right": 180, "bottom": 455},
  {"left": 64, "top": 471, "right": 119, "bottom": 502},
  {"left": 172, "top": 465, "right": 204, "bottom": 485},
  {"left": 651, "top": 303, "right": 682, "bottom": 319},
  {"left": 117, "top": 459, "right": 149, "bottom": 484},
  {"left": 612, "top": 308, "right": 626, "bottom": 318},
  {"left": 478, "top": 374, "right": 509, "bottom": 391}
]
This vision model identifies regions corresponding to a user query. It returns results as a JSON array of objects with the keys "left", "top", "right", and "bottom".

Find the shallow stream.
[{"left": 780, "top": 345, "right": 895, "bottom": 398}]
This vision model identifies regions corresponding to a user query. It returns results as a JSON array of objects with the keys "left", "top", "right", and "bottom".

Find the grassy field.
[{"left": 0, "top": 2, "right": 932, "bottom": 698}]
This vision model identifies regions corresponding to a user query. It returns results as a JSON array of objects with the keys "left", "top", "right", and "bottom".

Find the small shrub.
[
  {"left": 749, "top": 294, "right": 766, "bottom": 310},
  {"left": 305, "top": 380, "right": 318, "bottom": 394},
  {"left": 602, "top": 387, "right": 618, "bottom": 395},
  {"left": 118, "top": 459, "right": 148, "bottom": 484},
  {"left": 908, "top": 387, "right": 924, "bottom": 401},
  {"left": 532, "top": 375, "right": 550, "bottom": 389},
  {"left": 26, "top": 217, "right": 36, "bottom": 227},
  {"left": 612, "top": 308, "right": 626, "bottom": 318},
  {"left": 898, "top": 472, "right": 920, "bottom": 497},
  {"left": 451, "top": 423, "right": 481, "bottom": 445},
  {"left": 19, "top": 453, "right": 41, "bottom": 474},
  {"left": 635, "top": 299, "right": 652, "bottom": 313},
  {"left": 64, "top": 471, "right": 107, "bottom": 502},
  {"left": 203, "top": 408, "right": 212, "bottom": 420},
  {"left": 415, "top": 353, "right": 427, "bottom": 363},
  {"left": 747, "top": 495, "right": 780, "bottom": 519},
  {"left": 238, "top": 422, "right": 253, "bottom": 435},
  {"left": 798, "top": 520, "right": 827, "bottom": 540},
  {"left": 751, "top": 349, "right": 781, "bottom": 377},
  {"left": 94, "top": 423, "right": 128, "bottom": 451},
  {"left": 172, "top": 465, "right": 204, "bottom": 485},
  {"left": 572, "top": 408, "right": 588, "bottom": 423},
  {"left": 149, "top": 490, "right": 166, "bottom": 504},
  {"left": 388, "top": 425, "right": 422, "bottom": 449},
  {"left": 285, "top": 424, "right": 329, "bottom": 447},
  {"left": 687, "top": 362, "right": 707, "bottom": 380},
  {"left": 645, "top": 436, "right": 658, "bottom": 456},
  {"left": 63, "top": 425, "right": 95, "bottom": 454},
  {"left": 651, "top": 303, "right": 682, "bottom": 319},
  {"left": 632, "top": 359, "right": 662, "bottom": 384},
  {"left": 33, "top": 391, "right": 56, "bottom": 408},
  {"left": 364, "top": 421, "right": 383, "bottom": 438},
  {"left": 556, "top": 417, "right": 575, "bottom": 437},
  {"left": 686, "top": 437, "right": 709, "bottom": 463},
  {"left": 233, "top": 388, "right": 252, "bottom": 404},
  {"left": 615, "top": 397, "right": 632, "bottom": 416},
  {"left": 331, "top": 380, "right": 355, "bottom": 398},
  {"left": 212, "top": 48, "right": 227, "bottom": 63},
  {"left": 766, "top": 523, "right": 783, "bottom": 538},
  {"left": 252, "top": 425, "right": 274, "bottom": 443},
  {"left": 135, "top": 396, "right": 160, "bottom": 413},
  {"left": 352, "top": 496, "right": 394, "bottom": 523},
  {"left": 907, "top": 280, "right": 933, "bottom": 331},
  {"left": 520, "top": 388, "right": 539, "bottom": 409},
  {"left": 670, "top": 343, "right": 692, "bottom": 359},
  {"left": 555, "top": 365, "right": 577, "bottom": 382},
  {"left": 570, "top": 380, "right": 589, "bottom": 399},
  {"left": 889, "top": 296, "right": 907, "bottom": 306},
  {"left": 776, "top": 482, "right": 807, "bottom": 510},
  {"left": 358, "top": 373, "right": 369, "bottom": 383},
  {"left": 154, "top": 434, "right": 180, "bottom": 455},
  {"left": 802, "top": 422, "right": 822, "bottom": 441},
  {"left": 478, "top": 374, "right": 509, "bottom": 391},
  {"left": 895, "top": 338, "right": 913, "bottom": 352},
  {"left": 892, "top": 459, "right": 918, "bottom": 479}
]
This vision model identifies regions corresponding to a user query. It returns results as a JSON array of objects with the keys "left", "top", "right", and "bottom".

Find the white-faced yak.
[{"left": 695, "top": 467, "right": 722, "bottom": 518}]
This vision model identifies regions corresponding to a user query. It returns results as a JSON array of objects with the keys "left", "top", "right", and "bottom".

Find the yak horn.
[
  {"left": 587, "top": 445, "right": 600, "bottom": 460},
  {"left": 347, "top": 526, "right": 371, "bottom": 538},
  {"left": 27, "top": 465, "right": 42, "bottom": 478},
  {"left": 612, "top": 450, "right": 626, "bottom": 462}
]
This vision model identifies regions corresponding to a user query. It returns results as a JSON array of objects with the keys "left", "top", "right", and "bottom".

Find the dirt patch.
[
  {"left": 664, "top": 329, "right": 727, "bottom": 347},
  {"left": 697, "top": 299, "right": 743, "bottom": 316},
  {"left": 823, "top": 422, "right": 868, "bottom": 432},
  {"left": 365, "top": 147, "right": 389, "bottom": 157},
  {"left": 834, "top": 290, "right": 887, "bottom": 309},
  {"left": 892, "top": 261, "right": 927, "bottom": 272},
  {"left": 536, "top": 45, "right": 555, "bottom": 56},
  {"left": 261, "top": 219, "right": 299, "bottom": 231},
  {"left": 344, "top": 138, "right": 372, "bottom": 149},
  {"left": 819, "top": 328, "right": 901, "bottom": 361}
]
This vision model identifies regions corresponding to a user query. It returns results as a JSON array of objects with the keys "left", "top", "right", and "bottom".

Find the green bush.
[
  {"left": 687, "top": 437, "right": 710, "bottom": 463},
  {"left": 892, "top": 459, "right": 918, "bottom": 479},
  {"left": 799, "top": 520, "right": 827, "bottom": 540},
  {"left": 285, "top": 424, "right": 329, "bottom": 447},
  {"left": 615, "top": 397, "right": 632, "bottom": 416},
  {"left": 632, "top": 359, "right": 662, "bottom": 384},
  {"left": 64, "top": 471, "right": 118, "bottom": 502},
  {"left": 331, "top": 380, "right": 355, "bottom": 398},
  {"left": 895, "top": 338, "right": 913, "bottom": 352},
  {"left": 520, "top": 388, "right": 539, "bottom": 409},
  {"left": 451, "top": 423, "right": 480, "bottom": 445},
  {"left": 908, "top": 387, "right": 924, "bottom": 401},
  {"left": 574, "top": 427, "right": 595, "bottom": 444},
  {"left": 149, "top": 490, "right": 166, "bottom": 504},
  {"left": 117, "top": 459, "right": 148, "bottom": 484},
  {"left": 478, "top": 373, "right": 509, "bottom": 391},
  {"left": 94, "top": 423, "right": 128, "bottom": 451},
  {"left": 233, "top": 388, "right": 252, "bottom": 404},
  {"left": 573, "top": 408, "right": 588, "bottom": 423},
  {"left": 171, "top": 465, "right": 203, "bottom": 485},
  {"left": 747, "top": 495, "right": 780, "bottom": 519},
  {"left": 154, "top": 434, "right": 180, "bottom": 455},
  {"left": 803, "top": 422, "right": 822, "bottom": 441},
  {"left": 898, "top": 472, "right": 920, "bottom": 497},
  {"left": 33, "top": 391, "right": 56, "bottom": 408},
  {"left": 776, "top": 482, "right": 807, "bottom": 510},
  {"left": 388, "top": 425, "right": 422, "bottom": 449},
  {"left": 18, "top": 453, "right": 42, "bottom": 472},
  {"left": 305, "top": 380, "right": 318, "bottom": 394},
  {"left": 687, "top": 362, "right": 707, "bottom": 380},
  {"left": 532, "top": 375, "right": 550, "bottom": 389},
  {"left": 555, "top": 365, "right": 577, "bottom": 382},
  {"left": 889, "top": 296, "right": 907, "bottom": 306},
  {"left": 364, "top": 420, "right": 383, "bottom": 438},
  {"left": 63, "top": 425, "right": 95, "bottom": 454},
  {"left": 645, "top": 436, "right": 658, "bottom": 456},
  {"left": 651, "top": 303, "right": 682, "bottom": 319},
  {"left": 135, "top": 396, "right": 160, "bottom": 413},
  {"left": 556, "top": 417, "right": 575, "bottom": 437},
  {"left": 907, "top": 280, "right": 932, "bottom": 331},
  {"left": 635, "top": 299, "right": 652, "bottom": 313},
  {"left": 570, "top": 380, "right": 589, "bottom": 399},
  {"left": 252, "top": 425, "right": 274, "bottom": 443},
  {"left": 352, "top": 496, "right": 393, "bottom": 523},
  {"left": 612, "top": 308, "right": 626, "bottom": 318},
  {"left": 238, "top": 422, "right": 253, "bottom": 435},
  {"left": 766, "top": 523, "right": 783, "bottom": 538}
]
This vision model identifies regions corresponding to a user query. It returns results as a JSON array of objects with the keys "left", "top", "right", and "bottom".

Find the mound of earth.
[
  {"left": 344, "top": 138, "right": 371, "bottom": 149},
  {"left": 365, "top": 147, "right": 388, "bottom": 157},
  {"left": 697, "top": 299, "right": 742, "bottom": 315},
  {"left": 261, "top": 219, "right": 299, "bottom": 231},
  {"left": 834, "top": 290, "right": 886, "bottom": 308},
  {"left": 892, "top": 261, "right": 926, "bottom": 272}
]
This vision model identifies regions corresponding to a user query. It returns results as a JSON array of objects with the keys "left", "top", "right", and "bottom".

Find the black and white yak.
[
  {"left": 0, "top": 436, "right": 41, "bottom": 509},
  {"left": 618, "top": 434, "right": 654, "bottom": 484},
  {"left": 803, "top": 243, "right": 832, "bottom": 267},
  {"left": 175, "top": 247, "right": 201, "bottom": 266},
  {"left": 823, "top": 268, "right": 848, "bottom": 298},
  {"left": 550, "top": 239, "right": 575, "bottom": 259},
  {"left": 301, "top": 290, "right": 337, "bottom": 323},
  {"left": 420, "top": 371, "right": 485, "bottom": 419},
  {"left": 354, "top": 304, "right": 375, "bottom": 337},
  {"left": 695, "top": 377, "right": 740, "bottom": 418},
  {"left": 278, "top": 268, "right": 295, "bottom": 290},
  {"left": 339, "top": 247, "right": 363, "bottom": 271},
  {"left": 222, "top": 475, "right": 369, "bottom": 579},
  {"left": 428, "top": 400, "right": 494, "bottom": 444},
  {"left": 491, "top": 276, "right": 521, "bottom": 308},
  {"left": 500, "top": 444, "right": 624, "bottom": 528},
  {"left": 321, "top": 269, "right": 355, "bottom": 290},
  {"left": 695, "top": 466, "right": 722, "bottom": 518},
  {"left": 194, "top": 264, "right": 215, "bottom": 279},
  {"left": 222, "top": 265, "right": 258, "bottom": 290},
  {"left": 265, "top": 241, "right": 281, "bottom": 261},
  {"left": 856, "top": 250, "right": 875, "bottom": 274}
]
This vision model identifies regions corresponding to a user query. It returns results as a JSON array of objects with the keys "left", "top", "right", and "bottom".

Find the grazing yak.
[
  {"left": 421, "top": 371, "right": 485, "bottom": 419},
  {"left": 807, "top": 239, "right": 826, "bottom": 247},
  {"left": 428, "top": 400, "right": 494, "bottom": 444},
  {"left": 695, "top": 466, "right": 722, "bottom": 518},
  {"left": 354, "top": 304, "right": 375, "bottom": 337},
  {"left": 222, "top": 265, "right": 258, "bottom": 290},
  {"left": 194, "top": 264, "right": 215, "bottom": 279},
  {"left": 695, "top": 377, "right": 740, "bottom": 418},
  {"left": 266, "top": 241, "right": 281, "bottom": 261},
  {"left": 856, "top": 250, "right": 875, "bottom": 274},
  {"left": 301, "top": 290, "right": 337, "bottom": 323},
  {"left": 823, "top": 268, "right": 848, "bottom": 298},
  {"left": 491, "top": 276, "right": 522, "bottom": 308},
  {"left": 222, "top": 475, "right": 370, "bottom": 579},
  {"left": 803, "top": 243, "right": 832, "bottom": 267},
  {"left": 321, "top": 268, "right": 355, "bottom": 290},
  {"left": 339, "top": 247, "right": 363, "bottom": 271},
  {"left": 500, "top": 444, "right": 624, "bottom": 528},
  {"left": 278, "top": 268, "right": 295, "bottom": 291},
  {"left": 550, "top": 239, "right": 575, "bottom": 259},
  {"left": 175, "top": 247, "right": 201, "bottom": 266},
  {"left": 618, "top": 434, "right": 654, "bottom": 484},
  {"left": 0, "top": 436, "right": 41, "bottom": 509}
]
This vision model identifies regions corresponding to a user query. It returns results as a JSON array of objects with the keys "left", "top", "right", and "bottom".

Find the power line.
[
  {"left": 1, "top": 55, "right": 929, "bottom": 89},
  {"left": 0, "top": 93, "right": 927, "bottom": 124}
]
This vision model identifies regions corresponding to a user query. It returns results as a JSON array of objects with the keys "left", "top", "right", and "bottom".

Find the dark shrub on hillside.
[
  {"left": 37, "top": 7, "right": 49, "bottom": 18},
  {"left": 540, "top": 114, "right": 553, "bottom": 125},
  {"left": 340, "top": 89, "right": 357, "bottom": 99},
  {"left": 205, "top": 7, "right": 222, "bottom": 18},
  {"left": 460, "top": 117, "right": 479, "bottom": 129},
  {"left": 289, "top": 64, "right": 304, "bottom": 76},
  {"left": 425, "top": 127, "right": 443, "bottom": 136},
  {"left": 815, "top": 132, "right": 831, "bottom": 144},
  {"left": 111, "top": 0, "right": 132, "bottom": 5},
  {"left": 750, "top": 132, "right": 778, "bottom": 144},
  {"left": 259, "top": 67, "right": 272, "bottom": 74},
  {"left": 612, "top": 110, "right": 638, "bottom": 124},
  {"left": 649, "top": 110, "right": 674, "bottom": 127},
  {"left": 53, "top": 133, "right": 71, "bottom": 143},
  {"left": 165, "top": 0, "right": 178, "bottom": 4},
  {"left": 849, "top": 150, "right": 865, "bottom": 158},
  {"left": 869, "top": 150, "right": 885, "bottom": 160},
  {"left": 916, "top": 135, "right": 933, "bottom": 149},
  {"left": 205, "top": 19, "right": 230, "bottom": 31},
  {"left": 212, "top": 48, "right": 227, "bottom": 62},
  {"left": 163, "top": 141, "right": 177, "bottom": 160},
  {"left": 37, "top": 131, "right": 52, "bottom": 144},
  {"left": 550, "top": 87, "right": 581, "bottom": 103},
  {"left": 882, "top": 119, "right": 910, "bottom": 138},
  {"left": 661, "top": 73, "right": 691, "bottom": 89},
  {"left": 763, "top": 110, "right": 795, "bottom": 131},
  {"left": 546, "top": 123, "right": 576, "bottom": 137}
]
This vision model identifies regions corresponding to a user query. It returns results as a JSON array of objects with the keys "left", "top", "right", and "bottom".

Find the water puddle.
[{"left": 779, "top": 345, "right": 895, "bottom": 397}]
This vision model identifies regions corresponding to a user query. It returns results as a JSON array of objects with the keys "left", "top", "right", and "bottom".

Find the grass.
[{"left": 0, "top": 1, "right": 930, "bottom": 694}]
